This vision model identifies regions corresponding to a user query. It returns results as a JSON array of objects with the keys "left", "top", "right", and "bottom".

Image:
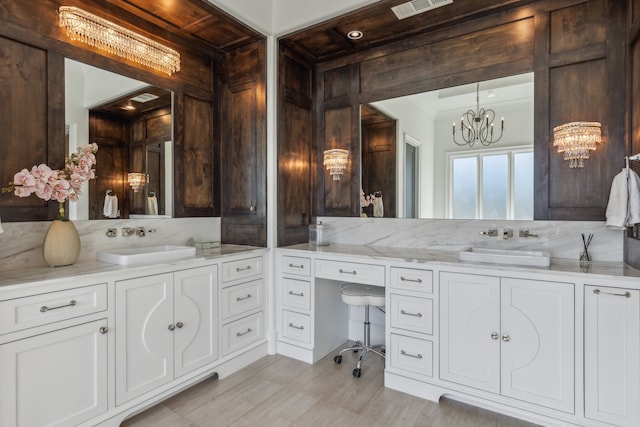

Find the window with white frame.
[{"left": 447, "top": 147, "right": 533, "bottom": 220}]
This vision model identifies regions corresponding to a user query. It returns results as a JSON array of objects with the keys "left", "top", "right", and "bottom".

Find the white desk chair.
[{"left": 333, "top": 282, "right": 385, "bottom": 377}]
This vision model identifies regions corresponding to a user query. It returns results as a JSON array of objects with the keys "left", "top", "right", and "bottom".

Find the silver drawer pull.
[
  {"left": 40, "top": 300, "right": 77, "bottom": 312},
  {"left": 593, "top": 289, "right": 631, "bottom": 298},
  {"left": 339, "top": 269, "right": 357, "bottom": 275},
  {"left": 236, "top": 294, "right": 252, "bottom": 301},
  {"left": 400, "top": 276, "right": 423, "bottom": 283},
  {"left": 236, "top": 328, "right": 252, "bottom": 337},
  {"left": 400, "top": 350, "right": 423, "bottom": 359},
  {"left": 99, "top": 326, "right": 108, "bottom": 334},
  {"left": 400, "top": 309, "right": 422, "bottom": 318},
  {"left": 236, "top": 265, "right": 252, "bottom": 272},
  {"left": 288, "top": 322, "right": 304, "bottom": 330},
  {"left": 288, "top": 263, "right": 305, "bottom": 269},
  {"left": 288, "top": 290, "right": 304, "bottom": 297}
]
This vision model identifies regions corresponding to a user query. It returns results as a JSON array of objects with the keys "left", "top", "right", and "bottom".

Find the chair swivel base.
[{"left": 333, "top": 340, "right": 385, "bottom": 378}]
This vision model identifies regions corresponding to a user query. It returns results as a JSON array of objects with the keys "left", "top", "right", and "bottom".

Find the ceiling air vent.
[
  {"left": 130, "top": 93, "right": 159, "bottom": 103},
  {"left": 391, "top": 0, "right": 453, "bottom": 20}
]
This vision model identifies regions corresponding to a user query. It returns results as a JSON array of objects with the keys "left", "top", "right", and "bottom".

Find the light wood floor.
[{"left": 121, "top": 346, "right": 539, "bottom": 427}]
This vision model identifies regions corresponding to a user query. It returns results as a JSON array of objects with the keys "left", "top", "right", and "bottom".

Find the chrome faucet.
[
  {"left": 136, "top": 227, "right": 146, "bottom": 237},
  {"left": 480, "top": 228, "right": 498, "bottom": 237},
  {"left": 519, "top": 228, "right": 539, "bottom": 238},
  {"left": 503, "top": 228, "right": 513, "bottom": 239}
]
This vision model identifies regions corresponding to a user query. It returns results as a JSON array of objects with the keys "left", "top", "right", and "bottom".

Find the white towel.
[
  {"left": 103, "top": 195, "right": 118, "bottom": 218},
  {"left": 606, "top": 168, "right": 640, "bottom": 228},
  {"left": 373, "top": 196, "right": 384, "bottom": 218},
  {"left": 147, "top": 195, "right": 158, "bottom": 216},
  {"left": 0, "top": 216, "right": 4, "bottom": 234}
]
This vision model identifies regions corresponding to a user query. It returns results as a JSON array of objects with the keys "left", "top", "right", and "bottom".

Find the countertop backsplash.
[
  {"left": 0, "top": 217, "right": 221, "bottom": 271},
  {"left": 317, "top": 217, "right": 624, "bottom": 263}
]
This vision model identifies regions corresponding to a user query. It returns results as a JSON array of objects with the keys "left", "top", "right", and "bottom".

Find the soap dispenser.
[{"left": 309, "top": 220, "right": 329, "bottom": 246}]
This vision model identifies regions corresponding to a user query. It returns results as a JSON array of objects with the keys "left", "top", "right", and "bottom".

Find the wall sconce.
[
  {"left": 58, "top": 6, "right": 180, "bottom": 76},
  {"left": 553, "top": 121, "right": 601, "bottom": 168},
  {"left": 127, "top": 173, "right": 147, "bottom": 192},
  {"left": 323, "top": 149, "right": 349, "bottom": 181}
]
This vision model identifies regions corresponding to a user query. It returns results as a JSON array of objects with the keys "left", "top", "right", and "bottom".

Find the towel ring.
[
  {"left": 148, "top": 191, "right": 156, "bottom": 197},
  {"left": 106, "top": 189, "right": 113, "bottom": 196}
]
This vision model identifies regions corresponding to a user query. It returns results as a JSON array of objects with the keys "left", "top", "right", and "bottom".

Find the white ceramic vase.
[{"left": 43, "top": 220, "right": 81, "bottom": 267}]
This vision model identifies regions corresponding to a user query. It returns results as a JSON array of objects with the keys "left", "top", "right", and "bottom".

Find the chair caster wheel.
[
  {"left": 352, "top": 368, "right": 361, "bottom": 378},
  {"left": 334, "top": 355, "right": 342, "bottom": 364}
]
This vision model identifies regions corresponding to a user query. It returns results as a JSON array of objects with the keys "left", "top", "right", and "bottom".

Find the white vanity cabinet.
[
  {"left": 387, "top": 266, "right": 435, "bottom": 380},
  {"left": 0, "top": 282, "right": 109, "bottom": 427},
  {"left": 439, "top": 271, "right": 575, "bottom": 413},
  {"left": 584, "top": 285, "right": 640, "bottom": 427},
  {"left": 115, "top": 265, "right": 218, "bottom": 405}
]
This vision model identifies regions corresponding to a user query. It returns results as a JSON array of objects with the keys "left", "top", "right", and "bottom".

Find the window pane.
[
  {"left": 482, "top": 154, "right": 507, "bottom": 219},
  {"left": 514, "top": 151, "right": 534, "bottom": 219},
  {"left": 452, "top": 157, "right": 477, "bottom": 219}
]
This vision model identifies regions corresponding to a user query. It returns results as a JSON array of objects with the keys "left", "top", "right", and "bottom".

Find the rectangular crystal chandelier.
[{"left": 59, "top": 6, "right": 180, "bottom": 76}]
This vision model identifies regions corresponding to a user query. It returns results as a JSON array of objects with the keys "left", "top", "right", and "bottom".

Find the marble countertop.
[
  {"left": 0, "top": 244, "right": 266, "bottom": 289},
  {"left": 281, "top": 243, "right": 640, "bottom": 281}
]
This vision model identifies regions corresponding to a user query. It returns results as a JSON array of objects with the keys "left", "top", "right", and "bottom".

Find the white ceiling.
[{"left": 207, "top": 0, "right": 381, "bottom": 35}]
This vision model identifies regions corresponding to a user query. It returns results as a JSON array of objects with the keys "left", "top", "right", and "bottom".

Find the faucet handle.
[
  {"left": 519, "top": 228, "right": 538, "bottom": 238},
  {"left": 503, "top": 228, "right": 513, "bottom": 239},
  {"left": 480, "top": 228, "right": 498, "bottom": 237},
  {"left": 136, "top": 227, "right": 146, "bottom": 237}
]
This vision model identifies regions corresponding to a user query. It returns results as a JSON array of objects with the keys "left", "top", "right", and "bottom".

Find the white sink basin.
[
  {"left": 458, "top": 247, "right": 551, "bottom": 268},
  {"left": 98, "top": 245, "right": 196, "bottom": 265}
]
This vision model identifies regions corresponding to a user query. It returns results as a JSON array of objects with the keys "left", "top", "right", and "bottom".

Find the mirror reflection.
[
  {"left": 64, "top": 59, "right": 173, "bottom": 220},
  {"left": 361, "top": 72, "right": 534, "bottom": 220}
]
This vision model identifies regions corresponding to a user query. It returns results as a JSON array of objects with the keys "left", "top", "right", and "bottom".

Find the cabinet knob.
[
  {"left": 501, "top": 334, "right": 510, "bottom": 342},
  {"left": 176, "top": 322, "right": 184, "bottom": 329},
  {"left": 168, "top": 324, "right": 175, "bottom": 331},
  {"left": 249, "top": 206, "right": 257, "bottom": 212},
  {"left": 99, "top": 326, "right": 108, "bottom": 334},
  {"left": 490, "top": 332, "right": 499, "bottom": 340}
]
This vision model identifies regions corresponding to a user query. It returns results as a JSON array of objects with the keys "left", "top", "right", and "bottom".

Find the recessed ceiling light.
[{"left": 347, "top": 30, "right": 363, "bottom": 40}]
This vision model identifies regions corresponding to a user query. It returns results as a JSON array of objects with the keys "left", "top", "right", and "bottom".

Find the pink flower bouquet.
[{"left": 2, "top": 143, "right": 98, "bottom": 220}]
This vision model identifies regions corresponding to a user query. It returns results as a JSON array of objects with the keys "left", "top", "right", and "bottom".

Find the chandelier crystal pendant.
[
  {"left": 127, "top": 173, "right": 147, "bottom": 192},
  {"left": 323, "top": 149, "right": 349, "bottom": 181},
  {"left": 58, "top": 6, "right": 180, "bottom": 76},
  {"left": 452, "top": 83, "right": 504, "bottom": 147},
  {"left": 553, "top": 121, "right": 601, "bottom": 168}
]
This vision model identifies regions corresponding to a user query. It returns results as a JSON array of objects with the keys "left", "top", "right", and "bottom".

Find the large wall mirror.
[
  {"left": 361, "top": 72, "right": 534, "bottom": 220},
  {"left": 65, "top": 59, "right": 173, "bottom": 220}
]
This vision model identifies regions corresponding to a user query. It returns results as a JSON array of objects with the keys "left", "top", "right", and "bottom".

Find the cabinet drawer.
[
  {"left": 221, "top": 279, "right": 263, "bottom": 320},
  {"left": 390, "top": 267, "right": 433, "bottom": 293},
  {"left": 315, "top": 259, "right": 384, "bottom": 286},
  {"left": 390, "top": 333, "right": 433, "bottom": 377},
  {"left": 221, "top": 312, "right": 263, "bottom": 356},
  {"left": 390, "top": 294, "right": 433, "bottom": 335},
  {"left": 281, "top": 310, "right": 311, "bottom": 344},
  {"left": 281, "top": 256, "right": 311, "bottom": 277},
  {"left": 0, "top": 283, "right": 107, "bottom": 335},
  {"left": 222, "top": 256, "right": 263, "bottom": 283},
  {"left": 282, "top": 278, "right": 311, "bottom": 311}
]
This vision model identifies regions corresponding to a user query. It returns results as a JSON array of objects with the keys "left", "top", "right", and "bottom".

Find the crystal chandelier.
[
  {"left": 452, "top": 83, "right": 504, "bottom": 147},
  {"left": 323, "top": 149, "right": 349, "bottom": 181},
  {"left": 127, "top": 173, "right": 147, "bottom": 192},
  {"left": 59, "top": 6, "right": 180, "bottom": 76},
  {"left": 553, "top": 121, "right": 601, "bottom": 168}
]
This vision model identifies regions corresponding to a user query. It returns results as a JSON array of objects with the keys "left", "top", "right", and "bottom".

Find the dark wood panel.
[
  {"left": 176, "top": 94, "right": 215, "bottom": 213},
  {"left": 88, "top": 113, "right": 128, "bottom": 219},
  {"left": 324, "top": 65, "right": 353, "bottom": 101},
  {"left": 0, "top": 36, "right": 57, "bottom": 221},
  {"left": 361, "top": 107, "right": 396, "bottom": 218},
  {"left": 321, "top": 107, "right": 356, "bottom": 215},
  {"left": 221, "top": 40, "right": 267, "bottom": 247},
  {"left": 549, "top": 0, "right": 607, "bottom": 55},
  {"left": 548, "top": 60, "right": 609, "bottom": 210},
  {"left": 359, "top": 18, "right": 534, "bottom": 95}
]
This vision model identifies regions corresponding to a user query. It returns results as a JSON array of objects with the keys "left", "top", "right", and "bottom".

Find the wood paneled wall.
[
  {"left": 287, "top": 0, "right": 626, "bottom": 223},
  {"left": 221, "top": 40, "right": 267, "bottom": 247},
  {"left": 277, "top": 49, "right": 313, "bottom": 247}
]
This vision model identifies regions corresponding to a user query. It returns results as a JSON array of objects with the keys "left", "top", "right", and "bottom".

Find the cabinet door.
[
  {"left": 440, "top": 272, "right": 500, "bottom": 393},
  {"left": 0, "top": 319, "right": 107, "bottom": 427},
  {"left": 585, "top": 286, "right": 640, "bottom": 426},
  {"left": 174, "top": 265, "right": 218, "bottom": 378},
  {"left": 116, "top": 273, "right": 174, "bottom": 405},
  {"left": 500, "top": 278, "right": 574, "bottom": 413}
]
